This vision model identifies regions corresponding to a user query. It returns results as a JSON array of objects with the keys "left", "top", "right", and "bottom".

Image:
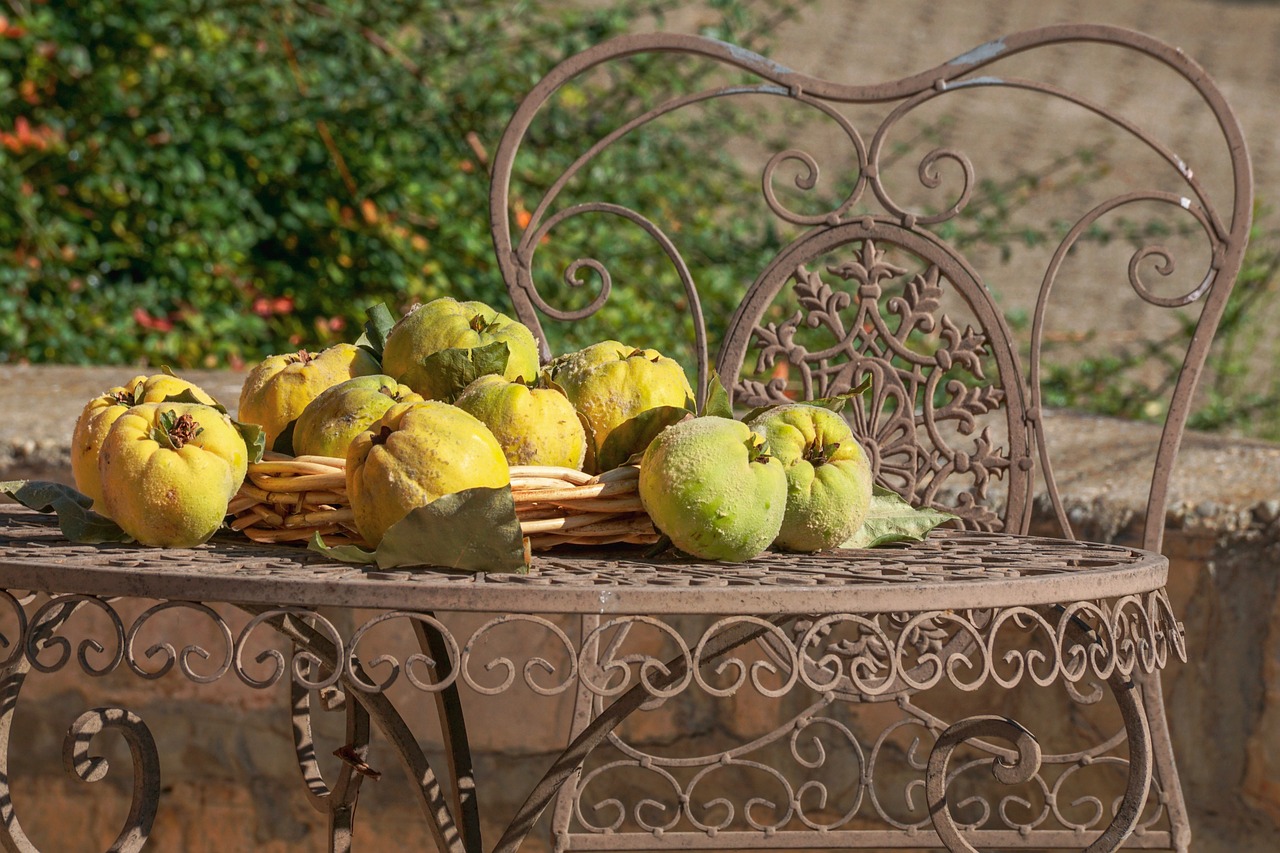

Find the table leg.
[
  {"left": 289, "top": 660, "right": 372, "bottom": 853},
  {"left": 412, "top": 614, "right": 483, "bottom": 853},
  {"left": 493, "top": 614, "right": 799, "bottom": 853},
  {"left": 241, "top": 606, "right": 469, "bottom": 853}
]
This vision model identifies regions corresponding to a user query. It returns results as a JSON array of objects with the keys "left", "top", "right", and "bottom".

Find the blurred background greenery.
[
  {"left": 0, "top": 0, "right": 803, "bottom": 369},
  {"left": 3, "top": 0, "right": 1277, "bottom": 437}
]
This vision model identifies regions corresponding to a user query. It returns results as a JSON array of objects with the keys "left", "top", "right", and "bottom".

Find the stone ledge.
[{"left": 8, "top": 365, "right": 1280, "bottom": 531}]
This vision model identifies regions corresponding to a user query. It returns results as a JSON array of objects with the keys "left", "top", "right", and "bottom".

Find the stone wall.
[{"left": 2, "top": 366, "right": 1280, "bottom": 850}]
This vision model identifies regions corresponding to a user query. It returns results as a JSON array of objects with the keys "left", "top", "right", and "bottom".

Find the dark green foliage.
[{"left": 0, "top": 0, "right": 801, "bottom": 368}]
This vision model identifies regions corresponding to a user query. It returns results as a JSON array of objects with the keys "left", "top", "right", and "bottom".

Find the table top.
[{"left": 0, "top": 506, "right": 1167, "bottom": 615}]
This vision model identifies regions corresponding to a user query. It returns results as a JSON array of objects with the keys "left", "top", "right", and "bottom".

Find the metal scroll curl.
[
  {"left": 516, "top": 203, "right": 710, "bottom": 407},
  {"left": 460, "top": 614, "right": 578, "bottom": 697},
  {"left": 0, "top": 656, "right": 161, "bottom": 853},
  {"left": 27, "top": 594, "right": 125, "bottom": 676},
  {"left": 571, "top": 698, "right": 865, "bottom": 836},
  {"left": 125, "top": 600, "right": 234, "bottom": 683}
]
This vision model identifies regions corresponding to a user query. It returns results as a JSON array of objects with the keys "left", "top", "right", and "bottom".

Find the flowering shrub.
[{"left": 0, "top": 0, "right": 802, "bottom": 368}]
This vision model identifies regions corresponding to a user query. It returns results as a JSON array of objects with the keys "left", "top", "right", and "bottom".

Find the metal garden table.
[
  {"left": 0, "top": 20, "right": 1253, "bottom": 853},
  {"left": 0, "top": 505, "right": 1183, "bottom": 852}
]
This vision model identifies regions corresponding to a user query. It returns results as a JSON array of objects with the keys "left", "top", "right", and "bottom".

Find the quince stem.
[
  {"left": 805, "top": 440, "right": 840, "bottom": 467},
  {"left": 151, "top": 410, "right": 203, "bottom": 450}
]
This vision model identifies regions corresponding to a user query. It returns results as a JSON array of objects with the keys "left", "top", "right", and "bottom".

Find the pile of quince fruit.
[{"left": 37, "top": 296, "right": 942, "bottom": 567}]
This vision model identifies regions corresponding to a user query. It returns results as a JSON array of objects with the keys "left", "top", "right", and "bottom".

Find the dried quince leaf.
[
  {"left": 308, "top": 533, "right": 378, "bottom": 565},
  {"left": 841, "top": 485, "right": 957, "bottom": 549},
  {"left": 309, "top": 485, "right": 526, "bottom": 574},
  {"left": 377, "top": 486, "right": 526, "bottom": 573},
  {"left": 1, "top": 480, "right": 133, "bottom": 544},
  {"left": 417, "top": 340, "right": 510, "bottom": 403}
]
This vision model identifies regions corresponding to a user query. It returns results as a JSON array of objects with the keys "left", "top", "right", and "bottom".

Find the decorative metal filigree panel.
[{"left": 721, "top": 224, "right": 1030, "bottom": 532}]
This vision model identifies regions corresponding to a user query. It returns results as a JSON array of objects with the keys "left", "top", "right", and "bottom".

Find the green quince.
[
  {"left": 638, "top": 416, "right": 787, "bottom": 562},
  {"left": 237, "top": 343, "right": 380, "bottom": 449},
  {"left": 292, "top": 375, "right": 423, "bottom": 459},
  {"left": 98, "top": 402, "right": 249, "bottom": 547},
  {"left": 454, "top": 374, "right": 587, "bottom": 469},
  {"left": 380, "top": 297, "right": 540, "bottom": 401},
  {"left": 346, "top": 401, "right": 510, "bottom": 546},
  {"left": 748, "top": 403, "right": 873, "bottom": 552},
  {"left": 544, "top": 340, "right": 695, "bottom": 473},
  {"left": 71, "top": 373, "right": 218, "bottom": 510}
]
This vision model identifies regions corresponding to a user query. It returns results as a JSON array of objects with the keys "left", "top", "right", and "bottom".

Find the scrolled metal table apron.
[{"left": 0, "top": 507, "right": 1182, "bottom": 852}]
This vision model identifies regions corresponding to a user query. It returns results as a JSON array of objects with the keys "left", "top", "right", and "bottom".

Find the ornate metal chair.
[{"left": 489, "top": 24, "right": 1252, "bottom": 853}]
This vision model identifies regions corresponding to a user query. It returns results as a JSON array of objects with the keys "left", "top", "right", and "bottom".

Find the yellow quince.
[
  {"left": 346, "top": 401, "right": 509, "bottom": 546},
  {"left": 237, "top": 343, "right": 380, "bottom": 449},
  {"left": 454, "top": 374, "right": 587, "bottom": 469},
  {"left": 98, "top": 402, "right": 248, "bottom": 547},
  {"left": 71, "top": 373, "right": 218, "bottom": 510}
]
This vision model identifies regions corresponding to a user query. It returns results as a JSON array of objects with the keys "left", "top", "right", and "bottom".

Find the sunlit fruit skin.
[
  {"left": 544, "top": 340, "right": 694, "bottom": 473},
  {"left": 380, "top": 297, "right": 540, "bottom": 400},
  {"left": 748, "top": 403, "right": 873, "bottom": 552},
  {"left": 71, "top": 373, "right": 218, "bottom": 510},
  {"left": 98, "top": 402, "right": 248, "bottom": 548},
  {"left": 346, "top": 401, "right": 511, "bottom": 547},
  {"left": 638, "top": 416, "right": 787, "bottom": 562},
  {"left": 292, "top": 375, "right": 423, "bottom": 459},
  {"left": 237, "top": 343, "right": 380, "bottom": 448},
  {"left": 454, "top": 374, "right": 587, "bottom": 469}
]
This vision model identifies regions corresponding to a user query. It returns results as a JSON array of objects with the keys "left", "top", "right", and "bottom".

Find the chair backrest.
[{"left": 490, "top": 24, "right": 1253, "bottom": 553}]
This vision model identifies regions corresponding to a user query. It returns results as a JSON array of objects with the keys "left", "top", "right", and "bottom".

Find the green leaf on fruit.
[
  {"left": 1, "top": 480, "right": 133, "bottom": 544},
  {"left": 840, "top": 485, "right": 957, "bottom": 549},
  {"left": 236, "top": 421, "right": 266, "bottom": 464},
  {"left": 355, "top": 302, "right": 396, "bottom": 362},
  {"left": 700, "top": 369, "right": 734, "bottom": 419},
  {"left": 809, "top": 375, "right": 872, "bottom": 412},
  {"left": 417, "top": 340, "right": 510, "bottom": 402},
  {"left": 309, "top": 485, "right": 527, "bottom": 574},
  {"left": 162, "top": 388, "right": 224, "bottom": 412},
  {"left": 596, "top": 405, "right": 690, "bottom": 473}
]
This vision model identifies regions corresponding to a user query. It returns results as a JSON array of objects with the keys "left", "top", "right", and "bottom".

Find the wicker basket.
[{"left": 228, "top": 452, "right": 659, "bottom": 552}]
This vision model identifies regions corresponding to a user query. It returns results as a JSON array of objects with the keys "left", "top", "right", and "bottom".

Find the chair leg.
[{"left": 1140, "top": 669, "right": 1190, "bottom": 853}]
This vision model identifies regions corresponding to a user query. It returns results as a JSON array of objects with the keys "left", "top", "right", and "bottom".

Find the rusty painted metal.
[
  {"left": 487, "top": 23, "right": 1251, "bottom": 853},
  {"left": 0, "top": 22, "right": 1253, "bottom": 853}
]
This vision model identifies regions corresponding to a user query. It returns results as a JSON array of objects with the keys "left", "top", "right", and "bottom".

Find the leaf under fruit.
[
  {"left": 309, "top": 485, "right": 527, "bottom": 574},
  {"left": 355, "top": 302, "right": 396, "bottom": 362},
  {"left": 1, "top": 480, "right": 133, "bottom": 544},
  {"left": 841, "top": 485, "right": 956, "bottom": 549}
]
